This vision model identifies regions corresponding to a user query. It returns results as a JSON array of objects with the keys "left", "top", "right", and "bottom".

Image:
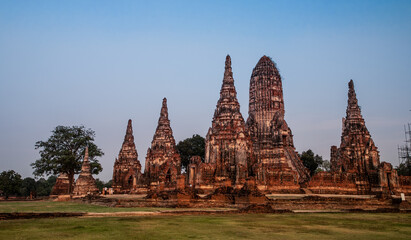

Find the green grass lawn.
[
  {"left": 0, "top": 213, "right": 410, "bottom": 240},
  {"left": 0, "top": 201, "right": 172, "bottom": 213},
  {"left": 0, "top": 201, "right": 233, "bottom": 213},
  {"left": 1, "top": 201, "right": 410, "bottom": 239}
]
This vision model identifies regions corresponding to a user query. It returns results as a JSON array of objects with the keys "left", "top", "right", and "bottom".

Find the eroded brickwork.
[
  {"left": 144, "top": 98, "right": 181, "bottom": 189},
  {"left": 312, "top": 80, "right": 399, "bottom": 195},
  {"left": 105, "top": 58, "right": 408, "bottom": 198},
  {"left": 330, "top": 80, "right": 380, "bottom": 176},
  {"left": 112, "top": 120, "right": 142, "bottom": 193},
  {"left": 246, "top": 56, "right": 309, "bottom": 191},
  {"left": 190, "top": 55, "right": 253, "bottom": 190},
  {"left": 50, "top": 173, "right": 73, "bottom": 195},
  {"left": 73, "top": 147, "right": 99, "bottom": 196}
]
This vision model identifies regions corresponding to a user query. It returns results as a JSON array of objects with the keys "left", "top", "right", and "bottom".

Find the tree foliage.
[
  {"left": 19, "top": 176, "right": 56, "bottom": 197},
  {"left": 396, "top": 159, "right": 411, "bottom": 176},
  {"left": 0, "top": 170, "right": 22, "bottom": 198},
  {"left": 176, "top": 134, "right": 205, "bottom": 171},
  {"left": 95, "top": 179, "right": 113, "bottom": 192},
  {"left": 34, "top": 176, "right": 57, "bottom": 196},
  {"left": 300, "top": 149, "right": 324, "bottom": 176},
  {"left": 31, "top": 125, "right": 104, "bottom": 193},
  {"left": 19, "top": 177, "right": 36, "bottom": 197},
  {"left": 0, "top": 171, "right": 57, "bottom": 198},
  {"left": 318, "top": 160, "right": 331, "bottom": 172}
]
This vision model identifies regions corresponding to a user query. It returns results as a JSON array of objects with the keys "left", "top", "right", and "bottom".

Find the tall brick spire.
[
  {"left": 204, "top": 55, "right": 253, "bottom": 184},
  {"left": 112, "top": 119, "right": 141, "bottom": 193},
  {"left": 246, "top": 56, "right": 309, "bottom": 185},
  {"left": 329, "top": 79, "right": 384, "bottom": 194},
  {"left": 345, "top": 80, "right": 365, "bottom": 127},
  {"left": 153, "top": 98, "right": 173, "bottom": 142},
  {"left": 248, "top": 55, "right": 284, "bottom": 117},
  {"left": 223, "top": 54, "right": 234, "bottom": 84},
  {"left": 246, "top": 56, "right": 290, "bottom": 153},
  {"left": 124, "top": 120, "right": 135, "bottom": 146},
  {"left": 331, "top": 80, "right": 380, "bottom": 175},
  {"left": 145, "top": 98, "right": 181, "bottom": 185},
  {"left": 118, "top": 120, "right": 139, "bottom": 163},
  {"left": 213, "top": 55, "right": 241, "bottom": 119},
  {"left": 81, "top": 147, "right": 90, "bottom": 173}
]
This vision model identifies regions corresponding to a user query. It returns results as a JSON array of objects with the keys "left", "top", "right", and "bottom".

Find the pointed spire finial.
[
  {"left": 160, "top": 97, "right": 169, "bottom": 121},
  {"left": 84, "top": 146, "right": 89, "bottom": 162},
  {"left": 223, "top": 54, "right": 233, "bottom": 84},
  {"left": 349, "top": 79, "right": 354, "bottom": 90},
  {"left": 122, "top": 119, "right": 135, "bottom": 145},
  {"left": 225, "top": 55, "right": 231, "bottom": 69},
  {"left": 257, "top": 55, "right": 273, "bottom": 65},
  {"left": 126, "top": 119, "right": 133, "bottom": 135},
  {"left": 348, "top": 79, "right": 357, "bottom": 105},
  {"left": 346, "top": 79, "right": 363, "bottom": 121}
]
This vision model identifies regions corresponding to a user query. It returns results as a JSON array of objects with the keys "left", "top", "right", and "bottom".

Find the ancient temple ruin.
[
  {"left": 308, "top": 80, "right": 399, "bottom": 195},
  {"left": 189, "top": 55, "right": 253, "bottom": 190},
  {"left": 112, "top": 119, "right": 142, "bottom": 193},
  {"left": 73, "top": 147, "right": 99, "bottom": 196},
  {"left": 46, "top": 54, "right": 411, "bottom": 202},
  {"left": 331, "top": 80, "right": 398, "bottom": 194},
  {"left": 144, "top": 98, "right": 181, "bottom": 189},
  {"left": 56, "top": 55, "right": 408, "bottom": 200},
  {"left": 330, "top": 80, "right": 381, "bottom": 175},
  {"left": 245, "top": 56, "right": 309, "bottom": 192},
  {"left": 50, "top": 173, "right": 73, "bottom": 195}
]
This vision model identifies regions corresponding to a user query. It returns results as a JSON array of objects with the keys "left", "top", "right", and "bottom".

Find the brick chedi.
[
  {"left": 329, "top": 80, "right": 398, "bottom": 194},
  {"left": 112, "top": 119, "right": 142, "bottom": 193},
  {"left": 246, "top": 56, "right": 309, "bottom": 192},
  {"left": 330, "top": 80, "right": 380, "bottom": 175},
  {"left": 50, "top": 173, "right": 73, "bottom": 195},
  {"left": 73, "top": 147, "right": 99, "bottom": 196},
  {"left": 190, "top": 55, "right": 253, "bottom": 190},
  {"left": 145, "top": 98, "right": 181, "bottom": 189}
]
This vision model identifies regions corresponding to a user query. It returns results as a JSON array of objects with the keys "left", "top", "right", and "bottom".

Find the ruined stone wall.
[{"left": 307, "top": 172, "right": 358, "bottom": 194}]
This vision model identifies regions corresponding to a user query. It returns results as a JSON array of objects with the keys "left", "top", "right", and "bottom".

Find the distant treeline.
[
  {"left": 0, "top": 170, "right": 56, "bottom": 198},
  {"left": 0, "top": 170, "right": 111, "bottom": 198}
]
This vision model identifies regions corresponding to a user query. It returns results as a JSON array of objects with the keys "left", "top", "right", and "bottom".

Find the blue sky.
[{"left": 1, "top": 0, "right": 410, "bottom": 181}]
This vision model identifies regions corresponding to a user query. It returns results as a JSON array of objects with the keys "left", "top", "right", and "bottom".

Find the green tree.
[
  {"left": 95, "top": 178, "right": 104, "bottom": 192},
  {"left": 0, "top": 170, "right": 23, "bottom": 198},
  {"left": 46, "top": 175, "right": 57, "bottom": 188},
  {"left": 396, "top": 159, "right": 411, "bottom": 176},
  {"left": 95, "top": 179, "right": 113, "bottom": 191},
  {"left": 35, "top": 178, "right": 49, "bottom": 196},
  {"left": 20, "top": 177, "right": 36, "bottom": 197},
  {"left": 31, "top": 125, "right": 104, "bottom": 193},
  {"left": 104, "top": 180, "right": 113, "bottom": 188},
  {"left": 176, "top": 134, "right": 205, "bottom": 171},
  {"left": 95, "top": 179, "right": 113, "bottom": 192},
  {"left": 318, "top": 160, "right": 331, "bottom": 172},
  {"left": 300, "top": 149, "right": 324, "bottom": 176}
]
